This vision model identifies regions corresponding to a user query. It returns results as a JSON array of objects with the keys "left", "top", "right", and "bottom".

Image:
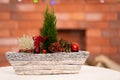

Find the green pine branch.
[{"left": 41, "top": 7, "right": 58, "bottom": 52}]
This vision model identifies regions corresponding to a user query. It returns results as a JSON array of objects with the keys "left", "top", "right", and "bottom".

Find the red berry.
[
  {"left": 71, "top": 42, "right": 80, "bottom": 52},
  {"left": 58, "top": 47, "right": 63, "bottom": 52},
  {"left": 26, "top": 50, "right": 32, "bottom": 53},
  {"left": 25, "top": 48, "right": 32, "bottom": 53},
  {"left": 18, "top": 49, "right": 23, "bottom": 52},
  {"left": 42, "top": 49, "right": 47, "bottom": 53}
]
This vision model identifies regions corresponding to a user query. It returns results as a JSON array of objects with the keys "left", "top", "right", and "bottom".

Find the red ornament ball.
[
  {"left": 71, "top": 42, "right": 80, "bottom": 52},
  {"left": 42, "top": 49, "right": 47, "bottom": 53},
  {"left": 58, "top": 47, "right": 63, "bottom": 52}
]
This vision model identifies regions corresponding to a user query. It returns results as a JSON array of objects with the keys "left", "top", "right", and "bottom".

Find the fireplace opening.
[{"left": 58, "top": 29, "right": 86, "bottom": 50}]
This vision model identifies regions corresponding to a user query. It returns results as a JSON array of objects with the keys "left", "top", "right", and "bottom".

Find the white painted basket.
[{"left": 6, "top": 51, "right": 89, "bottom": 75}]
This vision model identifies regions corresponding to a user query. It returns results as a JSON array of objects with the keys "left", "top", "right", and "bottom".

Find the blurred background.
[{"left": 0, "top": 0, "right": 120, "bottom": 71}]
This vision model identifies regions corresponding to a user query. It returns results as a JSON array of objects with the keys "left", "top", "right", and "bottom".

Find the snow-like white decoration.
[{"left": 18, "top": 35, "right": 34, "bottom": 49}]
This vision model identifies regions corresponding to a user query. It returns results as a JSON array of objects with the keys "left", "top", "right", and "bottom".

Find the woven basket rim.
[{"left": 6, "top": 51, "right": 89, "bottom": 61}]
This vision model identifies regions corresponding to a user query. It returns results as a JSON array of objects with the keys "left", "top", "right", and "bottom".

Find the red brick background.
[{"left": 0, "top": 0, "right": 120, "bottom": 66}]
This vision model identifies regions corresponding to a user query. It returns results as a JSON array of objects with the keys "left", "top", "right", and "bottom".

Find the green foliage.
[{"left": 41, "top": 7, "right": 58, "bottom": 52}]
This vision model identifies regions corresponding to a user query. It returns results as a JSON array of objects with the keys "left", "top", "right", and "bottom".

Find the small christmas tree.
[
  {"left": 41, "top": 7, "right": 58, "bottom": 52},
  {"left": 18, "top": 7, "right": 80, "bottom": 54}
]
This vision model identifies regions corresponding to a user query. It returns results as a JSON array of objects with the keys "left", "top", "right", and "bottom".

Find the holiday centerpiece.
[{"left": 6, "top": 7, "right": 89, "bottom": 75}]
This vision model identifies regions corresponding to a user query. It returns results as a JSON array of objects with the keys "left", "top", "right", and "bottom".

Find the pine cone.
[
  {"left": 59, "top": 39, "right": 71, "bottom": 52},
  {"left": 48, "top": 42, "right": 60, "bottom": 53}
]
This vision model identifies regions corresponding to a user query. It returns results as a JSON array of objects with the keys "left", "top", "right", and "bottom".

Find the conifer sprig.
[{"left": 41, "top": 7, "right": 58, "bottom": 52}]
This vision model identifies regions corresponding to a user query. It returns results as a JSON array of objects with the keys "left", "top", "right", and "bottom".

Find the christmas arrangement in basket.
[{"left": 6, "top": 7, "right": 89, "bottom": 75}]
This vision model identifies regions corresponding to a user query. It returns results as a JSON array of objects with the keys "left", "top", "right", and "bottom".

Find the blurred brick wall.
[{"left": 0, "top": 0, "right": 120, "bottom": 66}]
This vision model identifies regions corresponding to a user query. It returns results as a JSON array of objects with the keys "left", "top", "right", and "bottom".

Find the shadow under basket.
[{"left": 6, "top": 51, "right": 89, "bottom": 75}]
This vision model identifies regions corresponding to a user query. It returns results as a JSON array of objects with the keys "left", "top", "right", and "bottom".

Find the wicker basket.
[{"left": 6, "top": 51, "right": 89, "bottom": 75}]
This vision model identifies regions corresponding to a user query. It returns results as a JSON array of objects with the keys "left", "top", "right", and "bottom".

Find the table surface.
[{"left": 0, "top": 65, "right": 120, "bottom": 80}]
